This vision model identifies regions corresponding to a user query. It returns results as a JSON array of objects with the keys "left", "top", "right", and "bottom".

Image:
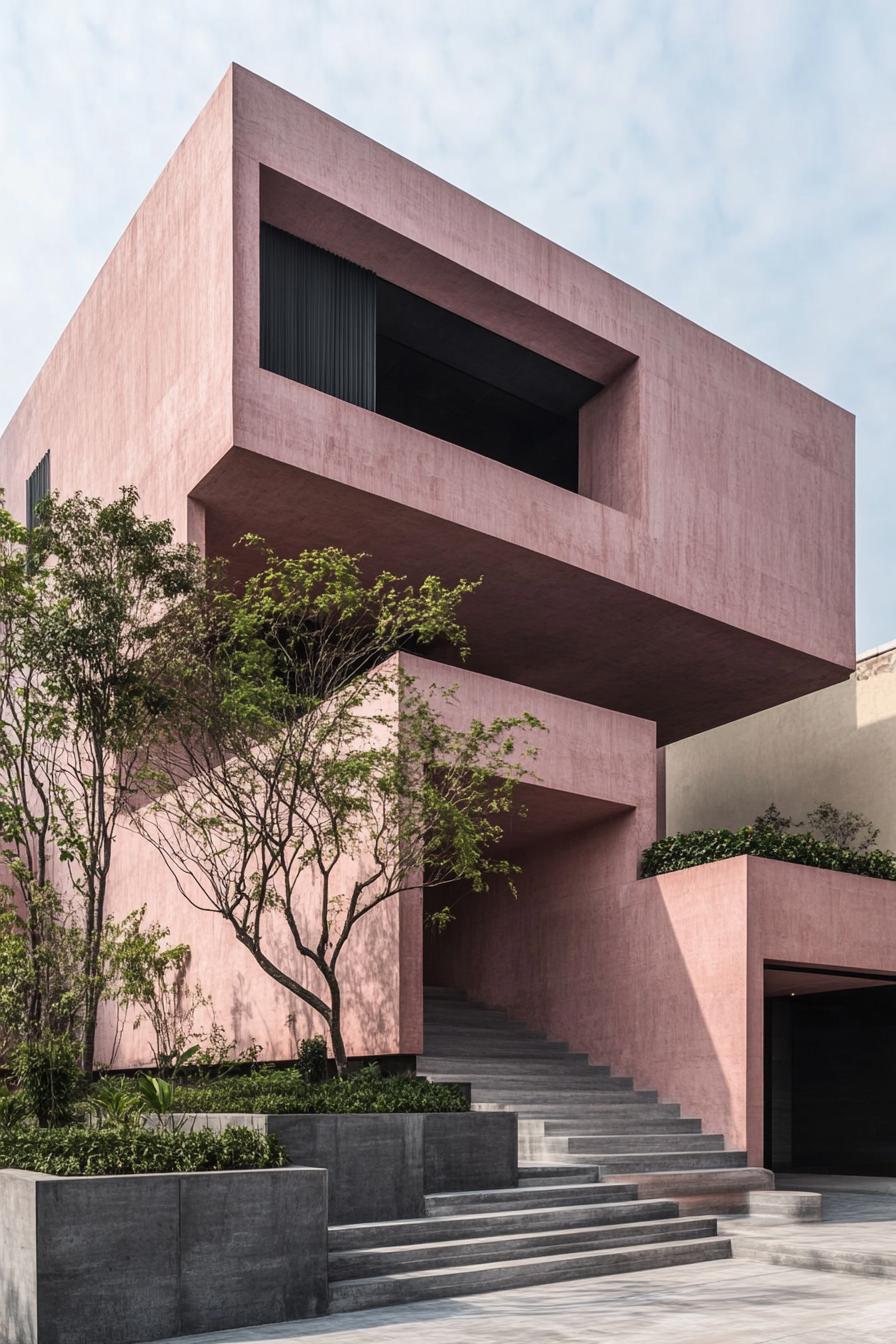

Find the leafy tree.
[
  {"left": 752, "top": 803, "right": 794, "bottom": 834},
  {"left": 135, "top": 545, "right": 541, "bottom": 1074},
  {"left": 108, "top": 913, "right": 257, "bottom": 1074},
  {"left": 752, "top": 800, "right": 881, "bottom": 852},
  {"left": 0, "top": 487, "right": 202, "bottom": 1071},
  {"left": 805, "top": 801, "right": 880, "bottom": 852}
]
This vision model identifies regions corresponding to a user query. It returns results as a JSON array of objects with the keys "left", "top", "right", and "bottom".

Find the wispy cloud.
[{"left": 1, "top": 0, "right": 893, "bottom": 648}]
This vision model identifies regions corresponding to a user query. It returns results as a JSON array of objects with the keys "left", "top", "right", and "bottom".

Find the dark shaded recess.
[
  {"left": 26, "top": 450, "right": 51, "bottom": 530},
  {"left": 259, "top": 223, "right": 601, "bottom": 492},
  {"left": 375, "top": 280, "right": 600, "bottom": 493},
  {"left": 260, "top": 223, "right": 376, "bottom": 410},
  {"left": 765, "top": 980, "right": 896, "bottom": 1174}
]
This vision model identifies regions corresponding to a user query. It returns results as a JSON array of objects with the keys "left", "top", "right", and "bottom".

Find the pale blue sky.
[{"left": 1, "top": 1, "right": 893, "bottom": 651}]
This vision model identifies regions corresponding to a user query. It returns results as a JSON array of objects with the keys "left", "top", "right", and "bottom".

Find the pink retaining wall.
[{"left": 580, "top": 857, "right": 896, "bottom": 1164}]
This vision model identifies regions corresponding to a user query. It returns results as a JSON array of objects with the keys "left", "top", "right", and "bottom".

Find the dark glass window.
[
  {"left": 260, "top": 223, "right": 376, "bottom": 409},
  {"left": 260, "top": 226, "right": 601, "bottom": 493},
  {"left": 26, "top": 450, "right": 50, "bottom": 530}
]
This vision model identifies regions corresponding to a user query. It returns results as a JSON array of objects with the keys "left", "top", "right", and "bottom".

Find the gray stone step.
[
  {"left": 595, "top": 1151, "right": 748, "bottom": 1176},
  {"left": 458, "top": 1075, "right": 635, "bottom": 1094},
  {"left": 473, "top": 1099, "right": 671, "bottom": 1117},
  {"left": 424, "top": 1038, "right": 571, "bottom": 1057},
  {"left": 515, "top": 1161, "right": 599, "bottom": 1182},
  {"left": 328, "top": 1196, "right": 678, "bottom": 1252},
  {"left": 327, "top": 1236, "right": 731, "bottom": 1312},
  {"left": 518, "top": 1163, "right": 599, "bottom": 1185},
  {"left": 469, "top": 1087, "right": 657, "bottom": 1106},
  {"left": 425, "top": 1182, "right": 640, "bottom": 1216},
  {"left": 417, "top": 1055, "right": 599, "bottom": 1075},
  {"left": 553, "top": 1134, "right": 724, "bottom": 1156},
  {"left": 728, "top": 1234, "right": 896, "bottom": 1280},
  {"left": 543, "top": 1113, "right": 691, "bottom": 1132},
  {"left": 423, "top": 1020, "right": 549, "bottom": 1037},
  {"left": 328, "top": 1214, "right": 719, "bottom": 1280},
  {"left": 610, "top": 1167, "right": 774, "bottom": 1215}
]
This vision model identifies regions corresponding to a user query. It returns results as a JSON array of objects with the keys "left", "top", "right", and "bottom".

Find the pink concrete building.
[{"left": 1, "top": 65, "right": 874, "bottom": 1178}]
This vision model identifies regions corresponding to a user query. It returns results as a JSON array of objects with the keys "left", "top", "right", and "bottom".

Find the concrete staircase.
[
  {"left": 420, "top": 986, "right": 749, "bottom": 1187},
  {"left": 328, "top": 1178, "right": 729, "bottom": 1311},
  {"left": 325, "top": 987, "right": 738, "bottom": 1312}
]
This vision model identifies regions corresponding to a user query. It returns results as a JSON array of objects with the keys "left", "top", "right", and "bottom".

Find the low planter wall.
[
  {"left": 169, "top": 1111, "right": 518, "bottom": 1223},
  {"left": 0, "top": 1165, "right": 328, "bottom": 1344}
]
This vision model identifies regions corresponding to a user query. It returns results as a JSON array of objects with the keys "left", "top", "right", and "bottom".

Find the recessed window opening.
[
  {"left": 260, "top": 224, "right": 602, "bottom": 493},
  {"left": 26, "top": 451, "right": 51, "bottom": 530}
]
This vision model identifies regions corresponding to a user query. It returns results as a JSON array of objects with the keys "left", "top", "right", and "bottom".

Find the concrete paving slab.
[{"left": 157, "top": 1257, "right": 896, "bottom": 1344}]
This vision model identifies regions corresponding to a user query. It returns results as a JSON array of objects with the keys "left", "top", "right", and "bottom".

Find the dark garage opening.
[
  {"left": 260, "top": 223, "right": 601, "bottom": 493},
  {"left": 765, "top": 964, "right": 896, "bottom": 1175}
]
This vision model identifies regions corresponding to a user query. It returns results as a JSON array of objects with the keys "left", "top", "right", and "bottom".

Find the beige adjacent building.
[{"left": 664, "top": 641, "right": 896, "bottom": 851}]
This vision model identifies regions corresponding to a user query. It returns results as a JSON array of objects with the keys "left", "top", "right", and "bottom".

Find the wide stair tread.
[
  {"left": 328, "top": 1236, "right": 731, "bottom": 1311},
  {"left": 328, "top": 1214, "right": 718, "bottom": 1279},
  {"left": 329, "top": 1196, "right": 681, "bottom": 1251},
  {"left": 425, "top": 1181, "right": 639, "bottom": 1214},
  {"left": 550, "top": 1134, "right": 724, "bottom": 1155},
  {"left": 594, "top": 1151, "right": 747, "bottom": 1175}
]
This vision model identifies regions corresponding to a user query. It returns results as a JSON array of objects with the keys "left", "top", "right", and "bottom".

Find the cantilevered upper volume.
[{"left": 0, "top": 64, "right": 855, "bottom": 743}]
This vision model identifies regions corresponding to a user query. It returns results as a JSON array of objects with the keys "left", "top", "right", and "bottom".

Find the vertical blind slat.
[
  {"left": 26, "top": 450, "right": 51, "bottom": 530},
  {"left": 260, "top": 224, "right": 376, "bottom": 410}
]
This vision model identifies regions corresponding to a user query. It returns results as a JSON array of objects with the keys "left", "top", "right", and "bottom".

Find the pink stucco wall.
[
  {"left": 537, "top": 856, "right": 896, "bottom": 1165},
  {"left": 96, "top": 653, "right": 646, "bottom": 1067}
]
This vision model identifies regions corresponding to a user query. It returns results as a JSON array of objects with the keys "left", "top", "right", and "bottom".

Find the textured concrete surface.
[
  {"left": 422, "top": 1112, "right": 518, "bottom": 1194},
  {"left": 160, "top": 1258, "right": 896, "bottom": 1343},
  {"left": 722, "top": 1190, "right": 896, "bottom": 1280},
  {"left": 169, "top": 1111, "right": 516, "bottom": 1223},
  {"left": 665, "top": 643, "right": 896, "bottom": 849},
  {"left": 0, "top": 1167, "right": 328, "bottom": 1344},
  {"left": 0, "top": 1167, "right": 38, "bottom": 1344},
  {"left": 273, "top": 1114, "right": 423, "bottom": 1223}
]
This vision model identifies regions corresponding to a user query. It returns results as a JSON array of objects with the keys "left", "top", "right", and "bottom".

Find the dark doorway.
[{"left": 765, "top": 964, "right": 896, "bottom": 1174}]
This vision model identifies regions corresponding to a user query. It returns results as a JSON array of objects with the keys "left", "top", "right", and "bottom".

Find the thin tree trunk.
[{"left": 329, "top": 983, "right": 348, "bottom": 1076}]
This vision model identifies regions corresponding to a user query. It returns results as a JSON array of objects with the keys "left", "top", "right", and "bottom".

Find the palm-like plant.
[{"left": 88, "top": 1076, "right": 145, "bottom": 1127}]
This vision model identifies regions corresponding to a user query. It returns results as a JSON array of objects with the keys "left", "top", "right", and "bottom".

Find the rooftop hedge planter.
[
  {"left": 642, "top": 827, "right": 896, "bottom": 883},
  {"left": 0, "top": 1163, "right": 328, "bottom": 1344},
  {"left": 165, "top": 1111, "right": 519, "bottom": 1224}
]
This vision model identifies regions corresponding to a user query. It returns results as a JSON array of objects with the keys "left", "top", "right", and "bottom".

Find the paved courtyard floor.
[
  {"left": 724, "top": 1189, "right": 896, "bottom": 1275},
  {"left": 171, "top": 1256, "right": 896, "bottom": 1344}
]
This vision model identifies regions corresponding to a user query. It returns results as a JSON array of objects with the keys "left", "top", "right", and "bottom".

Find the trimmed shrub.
[
  {"left": 171, "top": 1065, "right": 469, "bottom": 1115},
  {"left": 0, "top": 1124, "right": 285, "bottom": 1176},
  {"left": 295, "top": 1035, "right": 327, "bottom": 1084},
  {"left": 13, "top": 1034, "right": 82, "bottom": 1127},
  {"left": 641, "top": 826, "right": 896, "bottom": 882}
]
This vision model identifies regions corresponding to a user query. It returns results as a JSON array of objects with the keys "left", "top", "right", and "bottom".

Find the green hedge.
[
  {"left": 0, "top": 1124, "right": 285, "bottom": 1176},
  {"left": 641, "top": 826, "right": 896, "bottom": 881},
  {"left": 173, "top": 1067, "right": 470, "bottom": 1115}
]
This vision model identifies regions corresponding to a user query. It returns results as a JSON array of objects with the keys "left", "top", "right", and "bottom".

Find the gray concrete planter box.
[
  {"left": 173, "top": 1111, "right": 518, "bottom": 1224},
  {"left": 0, "top": 1165, "right": 328, "bottom": 1344}
]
